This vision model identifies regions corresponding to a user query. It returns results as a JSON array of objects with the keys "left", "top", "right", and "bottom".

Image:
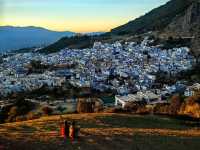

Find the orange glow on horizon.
[{"left": 0, "top": 18, "right": 130, "bottom": 33}]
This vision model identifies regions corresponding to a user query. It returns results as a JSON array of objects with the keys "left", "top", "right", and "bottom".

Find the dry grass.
[{"left": 0, "top": 113, "right": 200, "bottom": 150}]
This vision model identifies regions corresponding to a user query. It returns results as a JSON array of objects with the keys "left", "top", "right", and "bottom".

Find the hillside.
[
  {"left": 161, "top": 0, "right": 200, "bottom": 36},
  {"left": 0, "top": 26, "right": 75, "bottom": 52},
  {"left": 161, "top": 0, "right": 200, "bottom": 55},
  {"left": 111, "top": 0, "right": 193, "bottom": 35},
  {"left": 40, "top": 0, "right": 200, "bottom": 54},
  {"left": 41, "top": 34, "right": 112, "bottom": 53},
  {"left": 112, "top": 0, "right": 200, "bottom": 54},
  {"left": 0, "top": 113, "right": 200, "bottom": 150}
]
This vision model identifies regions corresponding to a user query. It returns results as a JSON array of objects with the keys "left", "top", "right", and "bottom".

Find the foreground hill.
[
  {"left": 0, "top": 26, "right": 75, "bottom": 52},
  {"left": 0, "top": 113, "right": 200, "bottom": 150}
]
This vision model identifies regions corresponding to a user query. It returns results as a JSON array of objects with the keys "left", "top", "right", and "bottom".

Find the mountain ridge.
[
  {"left": 0, "top": 26, "right": 73, "bottom": 33},
  {"left": 0, "top": 26, "right": 75, "bottom": 52}
]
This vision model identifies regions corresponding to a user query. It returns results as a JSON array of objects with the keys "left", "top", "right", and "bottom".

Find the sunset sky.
[{"left": 0, "top": 0, "right": 169, "bottom": 32}]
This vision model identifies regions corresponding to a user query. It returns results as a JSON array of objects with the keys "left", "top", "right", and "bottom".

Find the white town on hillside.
[{"left": 0, "top": 37, "right": 199, "bottom": 108}]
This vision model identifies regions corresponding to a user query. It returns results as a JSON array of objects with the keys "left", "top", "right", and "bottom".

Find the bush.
[
  {"left": 42, "top": 107, "right": 53, "bottom": 115},
  {"left": 103, "top": 107, "right": 125, "bottom": 113},
  {"left": 16, "top": 116, "right": 27, "bottom": 122},
  {"left": 168, "top": 95, "right": 183, "bottom": 115},
  {"left": 179, "top": 93, "right": 200, "bottom": 118},
  {"left": 57, "top": 106, "right": 66, "bottom": 113},
  {"left": 8, "top": 106, "right": 18, "bottom": 116},
  {"left": 153, "top": 103, "right": 170, "bottom": 115},
  {"left": 6, "top": 106, "right": 18, "bottom": 122},
  {"left": 136, "top": 107, "right": 152, "bottom": 115},
  {"left": 124, "top": 102, "right": 140, "bottom": 112}
]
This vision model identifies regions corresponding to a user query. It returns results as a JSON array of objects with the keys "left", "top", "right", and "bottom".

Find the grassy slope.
[{"left": 0, "top": 113, "right": 200, "bottom": 150}]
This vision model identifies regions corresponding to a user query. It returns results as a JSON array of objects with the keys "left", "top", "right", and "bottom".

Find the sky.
[{"left": 0, "top": 0, "right": 169, "bottom": 32}]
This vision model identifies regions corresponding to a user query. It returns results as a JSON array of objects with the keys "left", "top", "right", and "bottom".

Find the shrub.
[
  {"left": 57, "top": 106, "right": 66, "bottom": 113},
  {"left": 168, "top": 95, "right": 183, "bottom": 115},
  {"left": 8, "top": 106, "right": 18, "bottom": 116},
  {"left": 153, "top": 103, "right": 170, "bottom": 114},
  {"left": 16, "top": 115, "right": 27, "bottom": 122},
  {"left": 136, "top": 107, "right": 151, "bottom": 115},
  {"left": 26, "top": 112, "right": 40, "bottom": 120},
  {"left": 6, "top": 106, "right": 19, "bottom": 122},
  {"left": 42, "top": 107, "right": 53, "bottom": 115}
]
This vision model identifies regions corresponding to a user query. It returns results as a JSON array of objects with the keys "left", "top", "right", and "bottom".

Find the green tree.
[
  {"left": 42, "top": 107, "right": 53, "bottom": 115},
  {"left": 57, "top": 106, "right": 66, "bottom": 114}
]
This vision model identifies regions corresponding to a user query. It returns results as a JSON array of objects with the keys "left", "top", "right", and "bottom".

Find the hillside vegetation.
[{"left": 41, "top": 34, "right": 111, "bottom": 53}]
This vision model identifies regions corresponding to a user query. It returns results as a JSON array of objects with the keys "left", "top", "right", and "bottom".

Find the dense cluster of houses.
[
  {"left": 115, "top": 83, "right": 200, "bottom": 108},
  {"left": 0, "top": 38, "right": 198, "bottom": 107}
]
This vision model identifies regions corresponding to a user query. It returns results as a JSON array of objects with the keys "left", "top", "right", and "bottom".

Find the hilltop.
[{"left": 0, "top": 113, "right": 200, "bottom": 150}]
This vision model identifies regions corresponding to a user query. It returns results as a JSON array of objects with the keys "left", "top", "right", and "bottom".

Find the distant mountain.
[{"left": 0, "top": 26, "right": 75, "bottom": 52}]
